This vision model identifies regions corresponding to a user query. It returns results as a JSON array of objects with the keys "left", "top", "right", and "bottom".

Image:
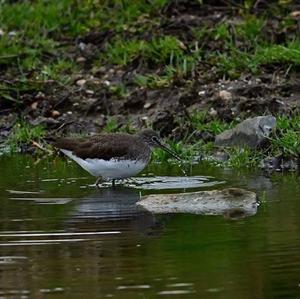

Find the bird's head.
[{"left": 138, "top": 129, "right": 181, "bottom": 161}]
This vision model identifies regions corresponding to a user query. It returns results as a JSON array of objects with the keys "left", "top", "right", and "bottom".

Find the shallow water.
[{"left": 0, "top": 155, "right": 300, "bottom": 298}]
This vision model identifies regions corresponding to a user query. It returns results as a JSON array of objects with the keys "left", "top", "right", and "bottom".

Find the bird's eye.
[{"left": 151, "top": 136, "right": 159, "bottom": 143}]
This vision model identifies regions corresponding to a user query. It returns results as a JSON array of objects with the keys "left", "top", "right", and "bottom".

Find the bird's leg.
[
  {"left": 95, "top": 177, "right": 103, "bottom": 188},
  {"left": 112, "top": 179, "right": 116, "bottom": 187}
]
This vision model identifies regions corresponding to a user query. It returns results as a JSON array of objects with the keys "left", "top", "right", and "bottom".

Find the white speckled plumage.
[{"left": 61, "top": 149, "right": 147, "bottom": 179}]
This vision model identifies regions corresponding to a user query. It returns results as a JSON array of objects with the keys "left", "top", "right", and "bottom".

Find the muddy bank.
[{"left": 1, "top": 0, "right": 300, "bottom": 168}]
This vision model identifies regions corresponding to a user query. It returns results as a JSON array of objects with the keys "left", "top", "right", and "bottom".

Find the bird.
[{"left": 52, "top": 129, "right": 181, "bottom": 187}]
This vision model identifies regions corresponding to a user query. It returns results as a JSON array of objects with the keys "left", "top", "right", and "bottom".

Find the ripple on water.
[
  {"left": 6, "top": 189, "right": 43, "bottom": 195},
  {"left": 166, "top": 283, "right": 194, "bottom": 287},
  {"left": 124, "top": 176, "right": 225, "bottom": 190},
  {"left": 158, "top": 290, "right": 196, "bottom": 295},
  {"left": 0, "top": 231, "right": 121, "bottom": 246},
  {"left": 0, "top": 256, "right": 28, "bottom": 265},
  {"left": 39, "top": 287, "right": 64, "bottom": 294},
  {"left": 9, "top": 197, "right": 73, "bottom": 204},
  {"left": 0, "top": 290, "right": 30, "bottom": 296},
  {"left": 116, "top": 285, "right": 151, "bottom": 290}
]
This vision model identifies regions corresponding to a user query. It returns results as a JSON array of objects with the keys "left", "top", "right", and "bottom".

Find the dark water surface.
[{"left": 0, "top": 155, "right": 300, "bottom": 298}]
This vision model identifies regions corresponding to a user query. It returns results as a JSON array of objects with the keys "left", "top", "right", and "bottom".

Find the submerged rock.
[
  {"left": 215, "top": 115, "right": 276, "bottom": 148},
  {"left": 260, "top": 156, "right": 299, "bottom": 172},
  {"left": 137, "top": 188, "right": 258, "bottom": 217}
]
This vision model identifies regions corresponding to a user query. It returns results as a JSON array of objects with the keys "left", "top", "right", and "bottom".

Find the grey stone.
[
  {"left": 215, "top": 116, "right": 276, "bottom": 148},
  {"left": 212, "top": 150, "right": 230, "bottom": 162},
  {"left": 137, "top": 188, "right": 258, "bottom": 217},
  {"left": 259, "top": 156, "right": 281, "bottom": 171}
]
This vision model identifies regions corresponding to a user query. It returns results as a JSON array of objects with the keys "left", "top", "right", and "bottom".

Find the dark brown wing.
[{"left": 53, "top": 134, "right": 147, "bottom": 160}]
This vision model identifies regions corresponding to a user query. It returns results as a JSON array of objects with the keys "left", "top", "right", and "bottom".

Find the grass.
[
  {"left": 7, "top": 121, "right": 46, "bottom": 152},
  {"left": 103, "top": 116, "right": 135, "bottom": 134},
  {"left": 1, "top": 0, "right": 299, "bottom": 89},
  {"left": 5, "top": 113, "right": 300, "bottom": 171},
  {"left": 1, "top": 0, "right": 300, "bottom": 170},
  {"left": 189, "top": 111, "right": 234, "bottom": 135},
  {"left": 104, "top": 35, "right": 188, "bottom": 67},
  {"left": 270, "top": 115, "right": 300, "bottom": 157},
  {"left": 151, "top": 113, "right": 300, "bottom": 169}
]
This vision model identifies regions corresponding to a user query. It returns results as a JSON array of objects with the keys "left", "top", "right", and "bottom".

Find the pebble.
[
  {"left": 143, "top": 102, "right": 152, "bottom": 109},
  {"left": 51, "top": 110, "right": 60, "bottom": 118},
  {"left": 85, "top": 89, "right": 94, "bottom": 95},
  {"left": 76, "top": 57, "right": 86, "bottom": 63},
  {"left": 78, "top": 42, "right": 86, "bottom": 51},
  {"left": 218, "top": 90, "right": 232, "bottom": 101},
  {"left": 209, "top": 107, "right": 218, "bottom": 117},
  {"left": 76, "top": 79, "right": 86, "bottom": 87}
]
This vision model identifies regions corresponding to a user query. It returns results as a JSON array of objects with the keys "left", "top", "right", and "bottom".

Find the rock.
[
  {"left": 143, "top": 102, "right": 152, "bottom": 109},
  {"left": 215, "top": 115, "right": 276, "bottom": 148},
  {"left": 76, "top": 56, "right": 86, "bottom": 63},
  {"left": 76, "top": 79, "right": 86, "bottom": 87},
  {"left": 218, "top": 90, "right": 233, "bottom": 101},
  {"left": 290, "top": 11, "right": 300, "bottom": 18},
  {"left": 85, "top": 89, "right": 94, "bottom": 95},
  {"left": 208, "top": 107, "right": 218, "bottom": 117},
  {"left": 212, "top": 151, "right": 230, "bottom": 162},
  {"left": 202, "top": 131, "right": 215, "bottom": 142},
  {"left": 194, "top": 130, "right": 215, "bottom": 142},
  {"left": 8, "top": 31, "right": 17, "bottom": 37},
  {"left": 51, "top": 110, "right": 60, "bottom": 118},
  {"left": 137, "top": 188, "right": 258, "bottom": 217},
  {"left": 282, "top": 158, "right": 299, "bottom": 171},
  {"left": 259, "top": 156, "right": 281, "bottom": 171},
  {"left": 30, "top": 101, "right": 38, "bottom": 110},
  {"left": 260, "top": 156, "right": 299, "bottom": 172},
  {"left": 35, "top": 91, "right": 46, "bottom": 100}
]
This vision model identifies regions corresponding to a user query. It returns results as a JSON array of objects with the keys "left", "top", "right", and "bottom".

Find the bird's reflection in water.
[{"left": 66, "top": 187, "right": 161, "bottom": 235}]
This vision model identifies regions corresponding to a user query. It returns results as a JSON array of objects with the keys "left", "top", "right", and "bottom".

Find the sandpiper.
[{"left": 53, "top": 129, "right": 180, "bottom": 187}]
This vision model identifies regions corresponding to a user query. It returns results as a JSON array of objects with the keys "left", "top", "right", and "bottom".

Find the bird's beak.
[{"left": 155, "top": 140, "right": 181, "bottom": 161}]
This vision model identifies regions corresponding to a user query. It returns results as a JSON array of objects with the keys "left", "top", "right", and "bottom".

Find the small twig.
[
  {"left": 0, "top": 54, "right": 20, "bottom": 59},
  {"left": 15, "top": 79, "right": 56, "bottom": 84},
  {"left": 52, "top": 121, "right": 76, "bottom": 134},
  {"left": 31, "top": 140, "right": 53, "bottom": 155}
]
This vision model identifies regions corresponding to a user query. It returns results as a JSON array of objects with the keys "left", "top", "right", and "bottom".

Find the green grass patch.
[
  {"left": 270, "top": 115, "right": 300, "bottom": 157},
  {"left": 189, "top": 111, "right": 234, "bottom": 135},
  {"left": 215, "top": 42, "right": 300, "bottom": 77},
  {"left": 105, "top": 36, "right": 186, "bottom": 66},
  {"left": 225, "top": 147, "right": 262, "bottom": 168},
  {"left": 152, "top": 113, "right": 300, "bottom": 168},
  {"left": 8, "top": 121, "right": 46, "bottom": 152},
  {"left": 134, "top": 54, "right": 200, "bottom": 88},
  {"left": 103, "top": 116, "right": 135, "bottom": 134}
]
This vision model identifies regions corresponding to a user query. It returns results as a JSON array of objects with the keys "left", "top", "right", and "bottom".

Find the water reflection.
[
  {"left": 67, "top": 187, "right": 160, "bottom": 236},
  {"left": 0, "top": 155, "right": 300, "bottom": 298},
  {"left": 0, "top": 187, "right": 161, "bottom": 298}
]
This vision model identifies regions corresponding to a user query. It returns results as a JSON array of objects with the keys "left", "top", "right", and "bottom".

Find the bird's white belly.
[{"left": 61, "top": 149, "right": 147, "bottom": 179}]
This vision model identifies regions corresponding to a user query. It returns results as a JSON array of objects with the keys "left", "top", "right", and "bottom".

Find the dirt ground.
[{"left": 1, "top": 0, "right": 300, "bottom": 142}]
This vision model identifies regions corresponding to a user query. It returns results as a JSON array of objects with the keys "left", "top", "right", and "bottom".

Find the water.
[{"left": 0, "top": 155, "right": 300, "bottom": 298}]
